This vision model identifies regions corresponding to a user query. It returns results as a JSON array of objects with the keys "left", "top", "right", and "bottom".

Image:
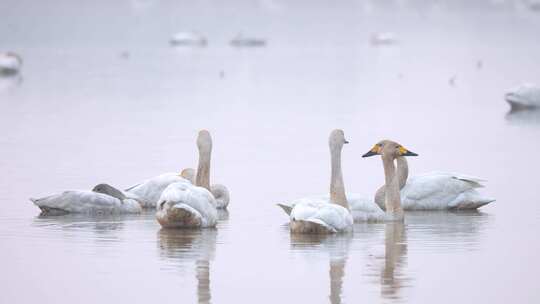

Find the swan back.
[
  {"left": 290, "top": 201, "right": 353, "bottom": 233},
  {"left": 400, "top": 172, "right": 494, "bottom": 210},
  {"left": 156, "top": 181, "right": 218, "bottom": 228},
  {"left": 125, "top": 173, "right": 187, "bottom": 208}
]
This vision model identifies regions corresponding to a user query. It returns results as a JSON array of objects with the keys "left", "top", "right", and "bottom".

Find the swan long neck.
[
  {"left": 382, "top": 155, "right": 402, "bottom": 214},
  {"left": 396, "top": 156, "right": 409, "bottom": 189},
  {"left": 196, "top": 146, "right": 211, "bottom": 191},
  {"left": 330, "top": 145, "right": 349, "bottom": 209}
]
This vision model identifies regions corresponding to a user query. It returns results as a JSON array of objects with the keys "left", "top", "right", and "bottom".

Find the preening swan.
[
  {"left": 125, "top": 169, "right": 195, "bottom": 208},
  {"left": 505, "top": 83, "right": 540, "bottom": 110},
  {"left": 368, "top": 158, "right": 495, "bottom": 211},
  {"left": 362, "top": 140, "right": 419, "bottom": 221},
  {"left": 0, "top": 52, "right": 22, "bottom": 76},
  {"left": 30, "top": 183, "right": 142, "bottom": 215},
  {"left": 280, "top": 129, "right": 353, "bottom": 234},
  {"left": 156, "top": 130, "right": 218, "bottom": 228}
]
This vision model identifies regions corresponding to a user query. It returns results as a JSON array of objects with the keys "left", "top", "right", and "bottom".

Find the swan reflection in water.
[
  {"left": 370, "top": 210, "right": 490, "bottom": 300},
  {"left": 32, "top": 212, "right": 151, "bottom": 244},
  {"left": 289, "top": 210, "right": 489, "bottom": 303},
  {"left": 506, "top": 108, "right": 540, "bottom": 125},
  {"left": 290, "top": 233, "right": 352, "bottom": 304},
  {"left": 157, "top": 210, "right": 227, "bottom": 304},
  {"left": 0, "top": 74, "right": 22, "bottom": 92}
]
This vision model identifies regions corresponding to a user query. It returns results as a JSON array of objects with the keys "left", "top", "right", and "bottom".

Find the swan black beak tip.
[
  {"left": 403, "top": 151, "right": 418, "bottom": 157},
  {"left": 362, "top": 151, "right": 378, "bottom": 158}
]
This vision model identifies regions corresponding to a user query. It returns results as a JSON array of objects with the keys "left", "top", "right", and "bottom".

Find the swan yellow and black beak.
[
  {"left": 362, "top": 144, "right": 381, "bottom": 157},
  {"left": 398, "top": 146, "right": 418, "bottom": 157}
]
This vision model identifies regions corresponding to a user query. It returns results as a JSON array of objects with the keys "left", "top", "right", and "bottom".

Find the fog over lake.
[{"left": 1, "top": 1, "right": 540, "bottom": 303}]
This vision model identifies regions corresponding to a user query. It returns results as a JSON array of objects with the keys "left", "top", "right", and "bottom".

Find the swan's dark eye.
[
  {"left": 378, "top": 143, "right": 384, "bottom": 147},
  {"left": 395, "top": 145, "right": 400, "bottom": 149}
]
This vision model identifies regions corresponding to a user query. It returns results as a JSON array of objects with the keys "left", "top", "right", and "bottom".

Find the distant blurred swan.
[
  {"left": 30, "top": 183, "right": 142, "bottom": 215},
  {"left": 169, "top": 32, "right": 207, "bottom": 47},
  {"left": 278, "top": 130, "right": 353, "bottom": 233},
  {"left": 370, "top": 32, "right": 398, "bottom": 46},
  {"left": 156, "top": 130, "right": 218, "bottom": 228},
  {"left": 230, "top": 33, "right": 266, "bottom": 47},
  {"left": 505, "top": 83, "right": 540, "bottom": 110},
  {"left": 0, "top": 52, "right": 22, "bottom": 76}
]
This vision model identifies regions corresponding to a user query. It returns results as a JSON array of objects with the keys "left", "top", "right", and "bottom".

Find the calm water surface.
[{"left": 1, "top": 1, "right": 540, "bottom": 303}]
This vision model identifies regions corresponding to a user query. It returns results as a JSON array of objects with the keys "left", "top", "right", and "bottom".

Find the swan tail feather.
[{"left": 276, "top": 203, "right": 293, "bottom": 215}]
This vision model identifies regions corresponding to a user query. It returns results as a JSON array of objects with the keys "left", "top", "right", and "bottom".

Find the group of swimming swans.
[
  {"left": 31, "top": 129, "right": 494, "bottom": 233},
  {"left": 31, "top": 130, "right": 229, "bottom": 228}
]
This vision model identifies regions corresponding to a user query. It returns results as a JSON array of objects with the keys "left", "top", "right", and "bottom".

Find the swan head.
[
  {"left": 197, "top": 130, "right": 212, "bottom": 154},
  {"left": 92, "top": 183, "right": 126, "bottom": 200},
  {"left": 180, "top": 168, "right": 196, "bottom": 184},
  {"left": 362, "top": 140, "right": 418, "bottom": 159},
  {"left": 329, "top": 129, "right": 349, "bottom": 150}
]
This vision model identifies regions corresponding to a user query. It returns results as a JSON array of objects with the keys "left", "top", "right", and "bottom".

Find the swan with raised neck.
[
  {"left": 195, "top": 130, "right": 212, "bottom": 191},
  {"left": 329, "top": 129, "right": 350, "bottom": 210},
  {"left": 362, "top": 140, "right": 418, "bottom": 220}
]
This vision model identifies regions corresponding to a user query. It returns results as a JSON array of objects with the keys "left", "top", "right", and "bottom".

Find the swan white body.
[
  {"left": 170, "top": 32, "right": 207, "bottom": 47},
  {"left": 505, "top": 83, "right": 540, "bottom": 109},
  {"left": 156, "top": 181, "right": 218, "bottom": 228},
  {"left": 290, "top": 201, "right": 353, "bottom": 233},
  {"left": 280, "top": 194, "right": 385, "bottom": 222},
  {"left": 396, "top": 172, "right": 495, "bottom": 210},
  {"left": 0, "top": 52, "right": 22, "bottom": 75},
  {"left": 125, "top": 173, "right": 188, "bottom": 208},
  {"left": 30, "top": 191, "right": 142, "bottom": 215}
]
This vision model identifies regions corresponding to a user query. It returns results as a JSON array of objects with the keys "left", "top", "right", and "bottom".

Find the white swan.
[
  {"left": 0, "top": 52, "right": 22, "bottom": 76},
  {"left": 30, "top": 183, "right": 142, "bottom": 215},
  {"left": 169, "top": 31, "right": 207, "bottom": 47},
  {"left": 280, "top": 130, "right": 353, "bottom": 234},
  {"left": 366, "top": 156, "right": 495, "bottom": 211},
  {"left": 156, "top": 130, "right": 218, "bottom": 228},
  {"left": 505, "top": 83, "right": 540, "bottom": 110},
  {"left": 125, "top": 169, "right": 194, "bottom": 208}
]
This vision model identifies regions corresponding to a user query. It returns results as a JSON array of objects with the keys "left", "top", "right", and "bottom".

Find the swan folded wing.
[
  {"left": 290, "top": 202, "right": 352, "bottom": 232},
  {"left": 401, "top": 173, "right": 492, "bottom": 210},
  {"left": 278, "top": 196, "right": 328, "bottom": 215},
  {"left": 125, "top": 173, "right": 188, "bottom": 208}
]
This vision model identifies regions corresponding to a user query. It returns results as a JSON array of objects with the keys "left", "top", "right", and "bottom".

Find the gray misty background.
[{"left": 1, "top": 1, "right": 540, "bottom": 303}]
